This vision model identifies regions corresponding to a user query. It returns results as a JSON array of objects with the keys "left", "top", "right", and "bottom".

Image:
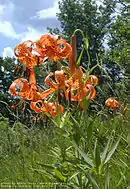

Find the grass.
[{"left": 0, "top": 110, "right": 129, "bottom": 188}]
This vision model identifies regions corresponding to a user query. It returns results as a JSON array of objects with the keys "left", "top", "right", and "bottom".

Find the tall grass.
[{"left": 0, "top": 110, "right": 128, "bottom": 188}]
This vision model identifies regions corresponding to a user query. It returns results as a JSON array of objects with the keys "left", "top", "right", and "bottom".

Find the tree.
[
  {"left": 0, "top": 57, "right": 15, "bottom": 94},
  {"left": 0, "top": 57, "right": 15, "bottom": 120},
  {"left": 103, "top": 2, "right": 128, "bottom": 102},
  {"left": 52, "top": 0, "right": 117, "bottom": 67}
]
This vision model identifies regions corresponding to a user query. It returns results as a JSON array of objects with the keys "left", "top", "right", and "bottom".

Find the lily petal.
[
  {"left": 9, "top": 78, "right": 29, "bottom": 98},
  {"left": 105, "top": 97, "right": 119, "bottom": 108}
]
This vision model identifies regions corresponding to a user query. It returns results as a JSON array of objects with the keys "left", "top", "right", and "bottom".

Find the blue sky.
[
  {"left": 0, "top": 0, "right": 121, "bottom": 58},
  {"left": 0, "top": 0, "right": 60, "bottom": 58}
]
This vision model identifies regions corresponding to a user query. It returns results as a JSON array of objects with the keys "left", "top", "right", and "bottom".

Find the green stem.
[{"left": 73, "top": 29, "right": 91, "bottom": 69}]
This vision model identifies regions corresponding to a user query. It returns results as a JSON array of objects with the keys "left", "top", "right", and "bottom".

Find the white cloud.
[
  {"left": 20, "top": 27, "right": 47, "bottom": 42},
  {"left": 0, "top": 20, "right": 20, "bottom": 39},
  {"left": 0, "top": 3, "right": 19, "bottom": 39},
  {"left": 2, "top": 47, "right": 14, "bottom": 59},
  {"left": 0, "top": 2, "right": 15, "bottom": 20},
  {"left": 0, "top": 2, "right": 20, "bottom": 39},
  {"left": 0, "top": 1, "right": 58, "bottom": 41},
  {"left": 0, "top": 20, "right": 47, "bottom": 41},
  {"left": 0, "top": 4, "right": 5, "bottom": 15},
  {"left": 31, "top": 0, "right": 60, "bottom": 20}
]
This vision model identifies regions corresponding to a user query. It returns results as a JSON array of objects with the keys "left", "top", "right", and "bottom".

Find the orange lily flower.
[
  {"left": 30, "top": 100, "right": 63, "bottom": 117},
  {"left": 86, "top": 75, "right": 98, "bottom": 85},
  {"left": 75, "top": 84, "right": 96, "bottom": 102},
  {"left": 65, "top": 66, "right": 96, "bottom": 103},
  {"left": 65, "top": 66, "right": 84, "bottom": 88},
  {"left": 14, "top": 40, "right": 45, "bottom": 69},
  {"left": 30, "top": 100, "right": 45, "bottom": 113},
  {"left": 10, "top": 67, "right": 41, "bottom": 102},
  {"left": 9, "top": 78, "right": 30, "bottom": 108},
  {"left": 105, "top": 97, "right": 119, "bottom": 109},
  {"left": 46, "top": 101, "right": 64, "bottom": 117},
  {"left": 9, "top": 78, "right": 30, "bottom": 99},
  {"left": 10, "top": 33, "right": 99, "bottom": 114},
  {"left": 56, "top": 39, "right": 72, "bottom": 60},
  {"left": 65, "top": 83, "right": 96, "bottom": 102},
  {"left": 28, "top": 68, "right": 36, "bottom": 84},
  {"left": 40, "top": 70, "right": 67, "bottom": 99},
  {"left": 9, "top": 78, "right": 41, "bottom": 101},
  {"left": 36, "top": 34, "right": 72, "bottom": 62},
  {"left": 14, "top": 40, "right": 33, "bottom": 68}
]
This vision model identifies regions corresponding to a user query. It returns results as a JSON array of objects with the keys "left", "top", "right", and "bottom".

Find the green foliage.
[
  {"left": 33, "top": 110, "right": 128, "bottom": 188},
  {"left": 0, "top": 57, "right": 16, "bottom": 119},
  {"left": 52, "top": 0, "right": 117, "bottom": 66},
  {"left": 104, "top": 8, "right": 128, "bottom": 102},
  {"left": 1, "top": 107, "right": 128, "bottom": 188},
  {"left": 0, "top": 57, "right": 15, "bottom": 94},
  {"left": 0, "top": 116, "right": 57, "bottom": 183}
]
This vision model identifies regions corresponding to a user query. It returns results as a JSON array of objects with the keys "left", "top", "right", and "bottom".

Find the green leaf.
[
  {"left": 56, "top": 105, "right": 61, "bottom": 127},
  {"left": 77, "top": 164, "right": 90, "bottom": 171},
  {"left": 84, "top": 36, "right": 89, "bottom": 50},
  {"left": 104, "top": 139, "right": 120, "bottom": 164},
  {"left": 71, "top": 116, "right": 82, "bottom": 144},
  {"left": 87, "top": 114, "right": 99, "bottom": 141},
  {"left": 36, "top": 162, "right": 55, "bottom": 170},
  {"left": 31, "top": 168, "right": 53, "bottom": 178},
  {"left": 54, "top": 168, "right": 67, "bottom": 182},
  {"left": 116, "top": 171, "right": 126, "bottom": 187},
  {"left": 50, "top": 147, "right": 61, "bottom": 158},
  {"left": 98, "top": 123, "right": 105, "bottom": 136},
  {"left": 59, "top": 111, "right": 71, "bottom": 128},
  {"left": 102, "top": 137, "right": 111, "bottom": 163},
  {"left": 94, "top": 140, "right": 101, "bottom": 172},
  {"left": 81, "top": 94, "right": 90, "bottom": 110},
  {"left": 87, "top": 63, "right": 99, "bottom": 76},
  {"left": 68, "top": 171, "right": 79, "bottom": 182},
  {"left": 76, "top": 146, "right": 94, "bottom": 167},
  {"left": 87, "top": 121, "right": 93, "bottom": 141},
  {"left": 105, "top": 167, "right": 110, "bottom": 189},
  {"left": 87, "top": 173, "right": 100, "bottom": 189},
  {"left": 126, "top": 133, "right": 130, "bottom": 145},
  {"left": 76, "top": 47, "right": 84, "bottom": 68}
]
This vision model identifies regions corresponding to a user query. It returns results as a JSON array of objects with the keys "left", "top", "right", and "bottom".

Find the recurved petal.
[
  {"left": 40, "top": 88, "right": 56, "bottom": 99},
  {"left": 86, "top": 84, "right": 96, "bottom": 100},
  {"left": 30, "top": 100, "right": 43, "bottom": 113},
  {"left": 45, "top": 72, "right": 55, "bottom": 87},
  {"left": 86, "top": 75, "right": 98, "bottom": 85},
  {"left": 105, "top": 97, "right": 119, "bottom": 108},
  {"left": 14, "top": 40, "right": 33, "bottom": 58},
  {"left": 27, "top": 89, "right": 41, "bottom": 101},
  {"left": 57, "top": 39, "right": 72, "bottom": 59},
  {"left": 55, "top": 70, "right": 65, "bottom": 83},
  {"left": 46, "top": 102, "right": 64, "bottom": 117},
  {"left": 58, "top": 104, "right": 64, "bottom": 114},
  {"left": 55, "top": 70, "right": 66, "bottom": 90},
  {"left": 9, "top": 78, "right": 29, "bottom": 97}
]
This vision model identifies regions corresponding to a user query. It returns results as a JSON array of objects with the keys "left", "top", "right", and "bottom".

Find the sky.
[
  {"left": 0, "top": 0, "right": 60, "bottom": 58},
  {"left": 0, "top": 0, "right": 122, "bottom": 59}
]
